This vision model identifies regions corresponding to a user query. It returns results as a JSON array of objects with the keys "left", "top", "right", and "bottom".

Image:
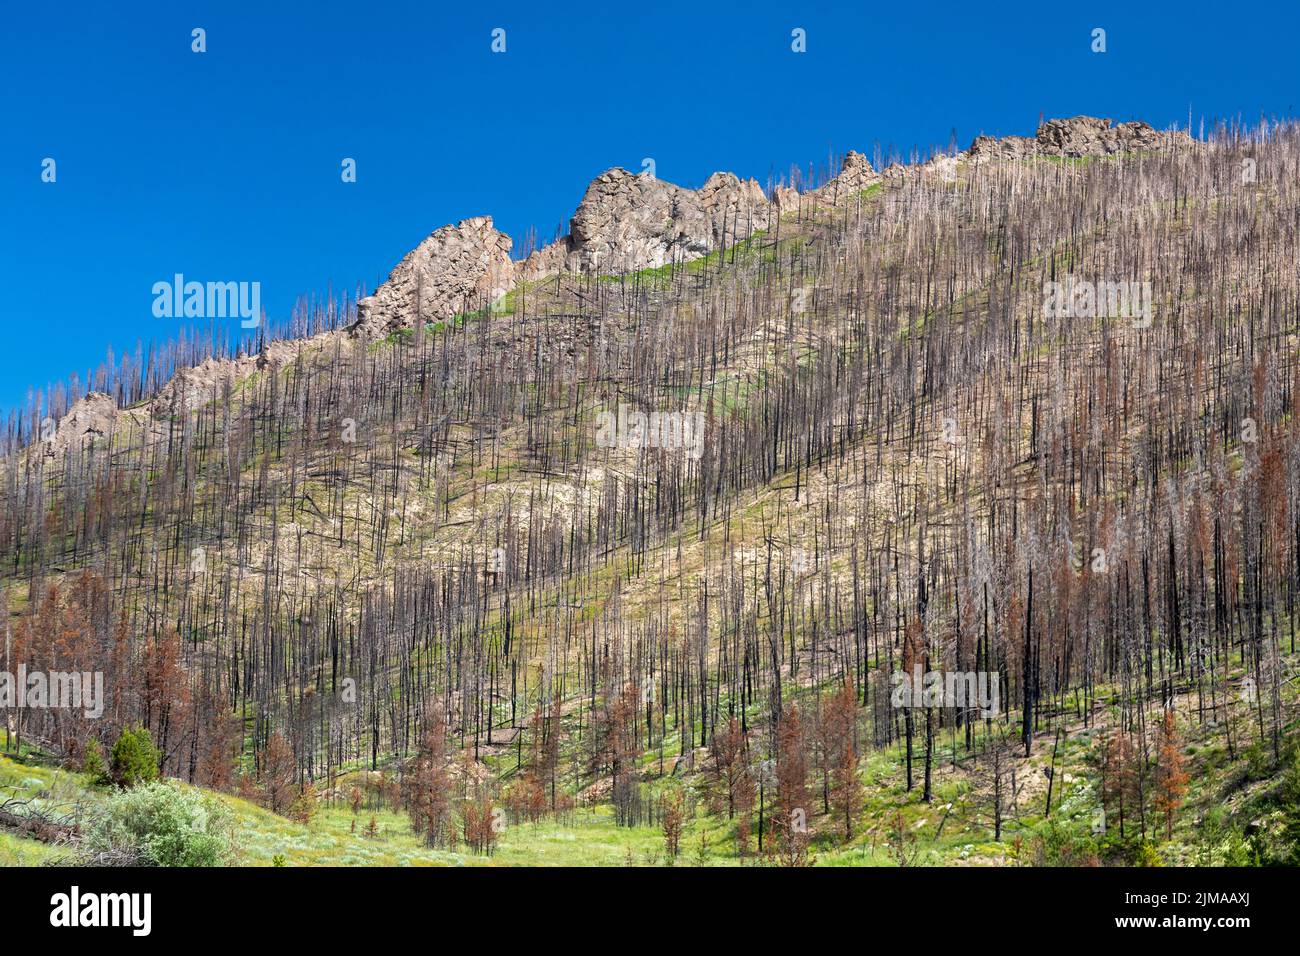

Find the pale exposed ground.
[{"left": 33, "top": 132, "right": 1290, "bottom": 665}]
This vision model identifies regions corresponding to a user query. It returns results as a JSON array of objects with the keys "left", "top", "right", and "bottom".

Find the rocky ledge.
[{"left": 968, "top": 115, "right": 1192, "bottom": 161}]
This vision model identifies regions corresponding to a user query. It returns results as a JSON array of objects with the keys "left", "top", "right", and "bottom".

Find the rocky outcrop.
[
  {"left": 967, "top": 134, "right": 1037, "bottom": 162},
  {"left": 518, "top": 168, "right": 772, "bottom": 279},
  {"left": 968, "top": 116, "right": 1192, "bottom": 161},
  {"left": 693, "top": 171, "right": 771, "bottom": 242},
  {"left": 771, "top": 184, "right": 802, "bottom": 215},
  {"left": 814, "top": 150, "right": 881, "bottom": 202},
  {"left": 44, "top": 392, "right": 118, "bottom": 458},
  {"left": 149, "top": 340, "right": 306, "bottom": 417},
  {"left": 147, "top": 217, "right": 516, "bottom": 419},
  {"left": 1036, "top": 116, "right": 1171, "bottom": 156},
  {"left": 351, "top": 216, "right": 514, "bottom": 338},
  {"left": 515, "top": 235, "right": 572, "bottom": 283},
  {"left": 516, "top": 117, "right": 1193, "bottom": 282}
]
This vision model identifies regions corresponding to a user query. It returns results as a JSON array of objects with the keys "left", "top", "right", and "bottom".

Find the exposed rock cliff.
[
  {"left": 43, "top": 392, "right": 118, "bottom": 459},
  {"left": 813, "top": 150, "right": 881, "bottom": 202},
  {"left": 518, "top": 168, "right": 772, "bottom": 279},
  {"left": 968, "top": 116, "right": 1192, "bottom": 161},
  {"left": 351, "top": 216, "right": 514, "bottom": 338}
]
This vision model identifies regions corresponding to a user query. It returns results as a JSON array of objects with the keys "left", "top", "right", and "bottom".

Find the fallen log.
[{"left": 0, "top": 798, "right": 80, "bottom": 844}]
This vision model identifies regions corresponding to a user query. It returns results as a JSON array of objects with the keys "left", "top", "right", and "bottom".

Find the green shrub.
[
  {"left": 109, "top": 725, "right": 160, "bottom": 788},
  {"left": 1243, "top": 740, "right": 1278, "bottom": 782},
  {"left": 1031, "top": 818, "right": 1100, "bottom": 866},
  {"left": 84, "top": 780, "right": 237, "bottom": 866},
  {"left": 1197, "top": 806, "right": 1252, "bottom": 866},
  {"left": 81, "top": 738, "right": 108, "bottom": 786},
  {"left": 1136, "top": 840, "right": 1164, "bottom": 867},
  {"left": 1276, "top": 747, "right": 1300, "bottom": 865}
]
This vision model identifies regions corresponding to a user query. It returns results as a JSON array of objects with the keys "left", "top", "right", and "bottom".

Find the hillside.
[{"left": 3, "top": 115, "right": 1300, "bottom": 868}]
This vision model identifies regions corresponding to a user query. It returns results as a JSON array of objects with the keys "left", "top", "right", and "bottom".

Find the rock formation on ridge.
[
  {"left": 518, "top": 167, "right": 772, "bottom": 280},
  {"left": 351, "top": 216, "right": 515, "bottom": 339},
  {"left": 813, "top": 149, "right": 881, "bottom": 202},
  {"left": 33, "top": 115, "right": 1197, "bottom": 438},
  {"left": 968, "top": 115, "right": 1192, "bottom": 161},
  {"left": 43, "top": 392, "right": 118, "bottom": 459}
]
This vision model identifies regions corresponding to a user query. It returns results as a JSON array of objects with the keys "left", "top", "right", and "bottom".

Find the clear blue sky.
[{"left": 2, "top": 0, "right": 1297, "bottom": 417}]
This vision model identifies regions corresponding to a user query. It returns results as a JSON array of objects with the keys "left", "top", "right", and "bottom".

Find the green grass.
[
  {"left": 241, "top": 801, "right": 722, "bottom": 867},
  {"left": 1, "top": 671, "right": 1294, "bottom": 867},
  {"left": 1037, "top": 154, "right": 1098, "bottom": 167}
]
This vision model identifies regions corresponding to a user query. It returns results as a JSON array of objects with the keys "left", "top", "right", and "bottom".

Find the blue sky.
[{"left": 2, "top": 0, "right": 1297, "bottom": 417}]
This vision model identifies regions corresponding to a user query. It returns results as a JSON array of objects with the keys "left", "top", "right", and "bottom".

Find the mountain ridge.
[{"left": 31, "top": 113, "right": 1198, "bottom": 459}]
